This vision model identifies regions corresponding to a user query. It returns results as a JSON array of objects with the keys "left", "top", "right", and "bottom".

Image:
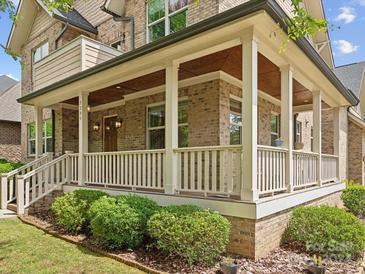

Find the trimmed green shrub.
[
  {"left": 0, "top": 161, "right": 23, "bottom": 174},
  {"left": 341, "top": 185, "right": 365, "bottom": 216},
  {"left": 51, "top": 189, "right": 108, "bottom": 233},
  {"left": 116, "top": 195, "right": 160, "bottom": 227},
  {"left": 284, "top": 205, "right": 365, "bottom": 259},
  {"left": 89, "top": 196, "right": 143, "bottom": 249},
  {"left": 163, "top": 204, "right": 203, "bottom": 216},
  {"left": 147, "top": 206, "right": 230, "bottom": 264}
]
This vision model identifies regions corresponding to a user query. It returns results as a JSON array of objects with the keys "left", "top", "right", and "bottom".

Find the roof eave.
[{"left": 17, "top": 0, "right": 359, "bottom": 106}]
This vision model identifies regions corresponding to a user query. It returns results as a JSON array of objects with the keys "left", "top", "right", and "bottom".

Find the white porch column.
[
  {"left": 312, "top": 90, "right": 322, "bottom": 185},
  {"left": 34, "top": 106, "right": 43, "bottom": 158},
  {"left": 78, "top": 93, "right": 89, "bottom": 186},
  {"left": 333, "top": 107, "right": 346, "bottom": 180},
  {"left": 164, "top": 61, "right": 179, "bottom": 194},
  {"left": 241, "top": 34, "right": 259, "bottom": 201},
  {"left": 280, "top": 65, "right": 294, "bottom": 192}
]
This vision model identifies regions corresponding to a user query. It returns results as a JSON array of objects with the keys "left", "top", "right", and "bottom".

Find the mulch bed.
[{"left": 19, "top": 212, "right": 363, "bottom": 274}]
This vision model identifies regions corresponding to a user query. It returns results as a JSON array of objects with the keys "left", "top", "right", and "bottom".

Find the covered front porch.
[{"left": 11, "top": 7, "right": 354, "bottom": 216}]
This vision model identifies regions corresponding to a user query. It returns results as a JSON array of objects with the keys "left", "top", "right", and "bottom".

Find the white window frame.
[
  {"left": 32, "top": 41, "right": 49, "bottom": 64},
  {"left": 270, "top": 111, "right": 280, "bottom": 145},
  {"left": 110, "top": 39, "right": 122, "bottom": 51},
  {"left": 229, "top": 99, "right": 242, "bottom": 145},
  {"left": 146, "top": 98, "right": 188, "bottom": 149},
  {"left": 295, "top": 120, "right": 302, "bottom": 143},
  {"left": 146, "top": 0, "right": 188, "bottom": 43},
  {"left": 27, "top": 119, "right": 53, "bottom": 157}
]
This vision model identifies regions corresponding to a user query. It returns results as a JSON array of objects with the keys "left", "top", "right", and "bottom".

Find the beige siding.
[
  {"left": 74, "top": 0, "right": 111, "bottom": 27},
  {"left": 28, "top": 9, "right": 53, "bottom": 42},
  {"left": 84, "top": 44, "right": 119, "bottom": 69},
  {"left": 34, "top": 43, "right": 82, "bottom": 90}
]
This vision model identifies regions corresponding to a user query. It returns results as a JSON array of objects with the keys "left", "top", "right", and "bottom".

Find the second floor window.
[
  {"left": 32, "top": 42, "right": 49, "bottom": 64},
  {"left": 147, "top": 0, "right": 188, "bottom": 42}
]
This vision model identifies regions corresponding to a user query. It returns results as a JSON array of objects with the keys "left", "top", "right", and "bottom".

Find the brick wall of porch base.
[{"left": 225, "top": 191, "right": 343, "bottom": 259}]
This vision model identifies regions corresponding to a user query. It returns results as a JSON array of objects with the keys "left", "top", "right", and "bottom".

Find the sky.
[{"left": 0, "top": 0, "right": 364, "bottom": 81}]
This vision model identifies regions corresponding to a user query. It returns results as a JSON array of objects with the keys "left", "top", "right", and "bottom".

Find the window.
[
  {"left": 147, "top": 101, "right": 188, "bottom": 149},
  {"left": 270, "top": 113, "right": 280, "bottom": 146},
  {"left": 147, "top": 0, "right": 188, "bottom": 42},
  {"left": 295, "top": 120, "right": 302, "bottom": 143},
  {"left": 27, "top": 119, "right": 53, "bottom": 156},
  {"left": 111, "top": 40, "right": 122, "bottom": 51},
  {"left": 32, "top": 42, "right": 49, "bottom": 64},
  {"left": 230, "top": 100, "right": 242, "bottom": 145}
]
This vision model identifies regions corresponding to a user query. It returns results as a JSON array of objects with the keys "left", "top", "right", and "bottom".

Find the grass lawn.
[{"left": 0, "top": 218, "right": 145, "bottom": 274}]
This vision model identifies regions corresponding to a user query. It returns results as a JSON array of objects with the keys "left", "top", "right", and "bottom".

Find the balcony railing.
[{"left": 33, "top": 36, "right": 122, "bottom": 91}]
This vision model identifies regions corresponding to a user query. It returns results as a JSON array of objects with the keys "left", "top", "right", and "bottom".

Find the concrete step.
[{"left": 7, "top": 203, "right": 17, "bottom": 212}]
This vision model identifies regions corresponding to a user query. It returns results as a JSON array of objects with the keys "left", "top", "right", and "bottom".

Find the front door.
[{"left": 104, "top": 116, "right": 118, "bottom": 152}]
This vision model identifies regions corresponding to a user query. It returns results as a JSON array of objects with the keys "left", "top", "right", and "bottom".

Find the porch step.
[{"left": 7, "top": 203, "right": 17, "bottom": 212}]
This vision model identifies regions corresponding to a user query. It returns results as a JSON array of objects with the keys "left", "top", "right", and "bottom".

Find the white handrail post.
[
  {"left": 280, "top": 64, "right": 294, "bottom": 193},
  {"left": 78, "top": 93, "right": 89, "bottom": 186},
  {"left": 17, "top": 176, "right": 25, "bottom": 215},
  {"left": 65, "top": 151, "right": 73, "bottom": 183},
  {"left": 240, "top": 28, "right": 259, "bottom": 201},
  {"left": 1, "top": 174, "right": 8, "bottom": 209},
  {"left": 35, "top": 106, "right": 43, "bottom": 159},
  {"left": 313, "top": 90, "right": 322, "bottom": 186},
  {"left": 164, "top": 60, "right": 179, "bottom": 194}
]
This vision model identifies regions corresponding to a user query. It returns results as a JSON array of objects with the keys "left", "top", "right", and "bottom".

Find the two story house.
[{"left": 2, "top": 0, "right": 358, "bottom": 259}]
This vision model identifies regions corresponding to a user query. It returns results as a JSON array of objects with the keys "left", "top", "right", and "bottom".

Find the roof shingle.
[{"left": 334, "top": 61, "right": 365, "bottom": 99}]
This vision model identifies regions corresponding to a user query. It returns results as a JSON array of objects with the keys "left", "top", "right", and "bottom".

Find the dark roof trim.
[
  {"left": 18, "top": 0, "right": 359, "bottom": 106},
  {"left": 53, "top": 13, "right": 98, "bottom": 35}
]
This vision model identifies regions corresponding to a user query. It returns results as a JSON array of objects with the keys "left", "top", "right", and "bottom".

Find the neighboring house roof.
[
  {"left": 7, "top": 0, "right": 97, "bottom": 55},
  {"left": 334, "top": 61, "right": 365, "bottom": 99},
  {"left": 18, "top": 0, "right": 359, "bottom": 106},
  {"left": 0, "top": 75, "right": 17, "bottom": 96},
  {"left": 0, "top": 82, "right": 21, "bottom": 122}
]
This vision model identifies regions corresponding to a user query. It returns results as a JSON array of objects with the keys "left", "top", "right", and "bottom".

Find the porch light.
[
  {"left": 115, "top": 120, "right": 123, "bottom": 128},
  {"left": 93, "top": 123, "right": 100, "bottom": 132},
  {"left": 87, "top": 105, "right": 91, "bottom": 112}
]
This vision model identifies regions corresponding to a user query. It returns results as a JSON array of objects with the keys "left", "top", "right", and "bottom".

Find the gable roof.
[
  {"left": 0, "top": 82, "right": 21, "bottom": 122},
  {"left": 0, "top": 75, "right": 18, "bottom": 96},
  {"left": 334, "top": 61, "right": 365, "bottom": 99},
  {"left": 7, "top": 0, "right": 97, "bottom": 55}
]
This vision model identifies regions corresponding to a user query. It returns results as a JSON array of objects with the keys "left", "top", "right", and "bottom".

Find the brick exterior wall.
[
  {"left": 226, "top": 191, "right": 343, "bottom": 259},
  {"left": 348, "top": 120, "right": 364, "bottom": 185},
  {"left": 0, "top": 121, "right": 21, "bottom": 162}
]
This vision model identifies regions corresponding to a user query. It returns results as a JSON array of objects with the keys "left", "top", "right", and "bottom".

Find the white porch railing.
[
  {"left": 16, "top": 154, "right": 68, "bottom": 214},
  {"left": 83, "top": 150, "right": 165, "bottom": 190},
  {"left": 175, "top": 146, "right": 242, "bottom": 197},
  {"left": 257, "top": 145, "right": 287, "bottom": 195},
  {"left": 69, "top": 153, "right": 79, "bottom": 183},
  {"left": 293, "top": 151, "right": 318, "bottom": 189},
  {"left": 321, "top": 154, "right": 339, "bottom": 183},
  {"left": 1, "top": 154, "right": 51, "bottom": 210}
]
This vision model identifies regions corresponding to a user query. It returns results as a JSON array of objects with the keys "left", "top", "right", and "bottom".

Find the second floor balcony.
[{"left": 33, "top": 36, "right": 122, "bottom": 91}]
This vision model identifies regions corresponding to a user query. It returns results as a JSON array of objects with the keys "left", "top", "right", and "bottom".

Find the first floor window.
[
  {"left": 147, "top": 101, "right": 188, "bottom": 149},
  {"left": 147, "top": 0, "right": 188, "bottom": 42},
  {"left": 310, "top": 126, "right": 314, "bottom": 152},
  {"left": 295, "top": 120, "right": 302, "bottom": 143},
  {"left": 270, "top": 112, "right": 280, "bottom": 146},
  {"left": 229, "top": 100, "right": 242, "bottom": 145},
  {"left": 27, "top": 118, "right": 53, "bottom": 156}
]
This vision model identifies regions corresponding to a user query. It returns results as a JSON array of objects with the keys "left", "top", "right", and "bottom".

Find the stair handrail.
[
  {"left": 1, "top": 154, "right": 52, "bottom": 210},
  {"left": 16, "top": 154, "right": 69, "bottom": 214}
]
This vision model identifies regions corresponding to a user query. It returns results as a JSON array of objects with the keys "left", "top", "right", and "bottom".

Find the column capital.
[
  {"left": 240, "top": 26, "right": 260, "bottom": 45},
  {"left": 279, "top": 64, "right": 294, "bottom": 73}
]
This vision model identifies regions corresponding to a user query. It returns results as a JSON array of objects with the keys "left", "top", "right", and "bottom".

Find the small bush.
[
  {"left": 0, "top": 161, "right": 23, "bottom": 174},
  {"left": 341, "top": 185, "right": 365, "bottom": 216},
  {"left": 51, "top": 189, "right": 108, "bottom": 233},
  {"left": 147, "top": 206, "right": 230, "bottom": 264},
  {"left": 284, "top": 205, "right": 365, "bottom": 259},
  {"left": 89, "top": 196, "right": 143, "bottom": 249},
  {"left": 116, "top": 195, "right": 160, "bottom": 227}
]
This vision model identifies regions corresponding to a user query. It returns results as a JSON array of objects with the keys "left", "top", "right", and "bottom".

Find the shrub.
[
  {"left": 163, "top": 204, "right": 203, "bottom": 216},
  {"left": 51, "top": 189, "right": 108, "bottom": 233},
  {"left": 341, "top": 185, "right": 365, "bottom": 216},
  {"left": 147, "top": 206, "right": 230, "bottom": 264},
  {"left": 284, "top": 205, "right": 365, "bottom": 259},
  {"left": 0, "top": 161, "right": 23, "bottom": 174},
  {"left": 89, "top": 196, "right": 143, "bottom": 249},
  {"left": 116, "top": 195, "right": 160, "bottom": 227}
]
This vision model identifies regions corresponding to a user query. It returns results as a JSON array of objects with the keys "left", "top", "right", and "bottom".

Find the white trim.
[
  {"left": 63, "top": 181, "right": 344, "bottom": 219},
  {"left": 348, "top": 112, "right": 365, "bottom": 128}
]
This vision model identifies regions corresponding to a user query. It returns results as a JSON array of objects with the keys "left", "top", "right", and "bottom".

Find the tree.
[{"left": 0, "top": 0, "right": 330, "bottom": 58}]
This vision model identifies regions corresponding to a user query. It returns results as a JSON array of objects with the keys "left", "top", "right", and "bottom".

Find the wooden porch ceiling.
[{"left": 64, "top": 46, "right": 313, "bottom": 107}]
